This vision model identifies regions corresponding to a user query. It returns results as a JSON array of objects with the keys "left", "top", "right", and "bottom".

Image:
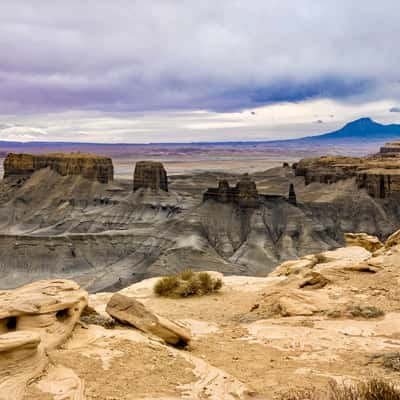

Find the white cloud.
[{"left": 1, "top": 98, "right": 398, "bottom": 143}]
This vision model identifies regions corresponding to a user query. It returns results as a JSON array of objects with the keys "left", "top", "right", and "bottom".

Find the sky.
[{"left": 1, "top": 1, "right": 400, "bottom": 143}]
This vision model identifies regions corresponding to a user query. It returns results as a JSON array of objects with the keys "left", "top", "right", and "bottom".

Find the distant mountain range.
[
  {"left": 293, "top": 117, "right": 400, "bottom": 143},
  {"left": 0, "top": 118, "right": 399, "bottom": 155}
]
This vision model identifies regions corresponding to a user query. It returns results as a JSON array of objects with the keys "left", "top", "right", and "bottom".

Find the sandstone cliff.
[
  {"left": 133, "top": 161, "right": 168, "bottom": 192},
  {"left": 3, "top": 153, "right": 114, "bottom": 183},
  {"left": 295, "top": 154, "right": 400, "bottom": 199}
]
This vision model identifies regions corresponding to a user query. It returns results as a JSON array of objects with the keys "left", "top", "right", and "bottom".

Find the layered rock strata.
[
  {"left": 295, "top": 155, "right": 400, "bottom": 199},
  {"left": 133, "top": 161, "right": 168, "bottom": 192},
  {"left": 203, "top": 173, "right": 259, "bottom": 208},
  {"left": 3, "top": 153, "right": 113, "bottom": 183}
]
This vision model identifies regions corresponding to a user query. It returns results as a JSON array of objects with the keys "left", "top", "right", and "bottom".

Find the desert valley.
[{"left": 1, "top": 135, "right": 400, "bottom": 399}]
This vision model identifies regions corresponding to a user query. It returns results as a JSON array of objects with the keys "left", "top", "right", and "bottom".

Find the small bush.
[
  {"left": 383, "top": 353, "right": 400, "bottom": 371},
  {"left": 282, "top": 379, "right": 400, "bottom": 400},
  {"left": 154, "top": 270, "right": 223, "bottom": 298},
  {"left": 347, "top": 304, "right": 385, "bottom": 319}
]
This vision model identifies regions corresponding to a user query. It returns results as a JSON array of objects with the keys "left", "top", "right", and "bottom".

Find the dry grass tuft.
[
  {"left": 347, "top": 304, "right": 385, "bottom": 319},
  {"left": 382, "top": 353, "right": 400, "bottom": 371},
  {"left": 154, "top": 270, "right": 223, "bottom": 298},
  {"left": 282, "top": 379, "right": 400, "bottom": 400}
]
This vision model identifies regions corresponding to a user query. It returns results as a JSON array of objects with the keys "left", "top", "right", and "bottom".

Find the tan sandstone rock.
[
  {"left": 133, "top": 160, "right": 168, "bottom": 192},
  {"left": 385, "top": 228, "right": 400, "bottom": 248},
  {"left": 344, "top": 232, "right": 383, "bottom": 252},
  {"left": 3, "top": 152, "right": 114, "bottom": 183},
  {"left": 0, "top": 279, "right": 88, "bottom": 400},
  {"left": 106, "top": 293, "right": 191, "bottom": 345}
]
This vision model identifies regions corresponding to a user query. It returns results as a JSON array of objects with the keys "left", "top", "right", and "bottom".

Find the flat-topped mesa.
[
  {"left": 295, "top": 155, "right": 400, "bottom": 199},
  {"left": 133, "top": 161, "right": 168, "bottom": 192},
  {"left": 379, "top": 141, "right": 400, "bottom": 156},
  {"left": 203, "top": 174, "right": 259, "bottom": 208},
  {"left": 3, "top": 153, "right": 114, "bottom": 183}
]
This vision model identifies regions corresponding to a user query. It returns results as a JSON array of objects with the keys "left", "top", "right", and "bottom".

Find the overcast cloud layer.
[{"left": 1, "top": 1, "right": 400, "bottom": 142}]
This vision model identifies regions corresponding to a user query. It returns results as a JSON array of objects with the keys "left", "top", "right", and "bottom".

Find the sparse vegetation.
[
  {"left": 282, "top": 379, "right": 400, "bottom": 400},
  {"left": 80, "top": 306, "right": 116, "bottom": 328},
  {"left": 383, "top": 353, "right": 400, "bottom": 371},
  {"left": 154, "top": 270, "right": 223, "bottom": 298},
  {"left": 347, "top": 304, "right": 385, "bottom": 319},
  {"left": 326, "top": 304, "right": 385, "bottom": 319}
]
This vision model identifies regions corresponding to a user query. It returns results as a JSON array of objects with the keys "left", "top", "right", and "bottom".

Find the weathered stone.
[
  {"left": 3, "top": 153, "right": 113, "bottom": 183},
  {"left": 133, "top": 161, "right": 168, "bottom": 192},
  {"left": 106, "top": 293, "right": 190, "bottom": 345},
  {"left": 344, "top": 233, "right": 383, "bottom": 252},
  {"left": 295, "top": 154, "right": 400, "bottom": 199},
  {"left": 385, "top": 228, "right": 400, "bottom": 248},
  {"left": 298, "top": 271, "right": 330, "bottom": 289},
  {"left": 203, "top": 173, "right": 259, "bottom": 208},
  {"left": 0, "top": 279, "right": 88, "bottom": 400}
]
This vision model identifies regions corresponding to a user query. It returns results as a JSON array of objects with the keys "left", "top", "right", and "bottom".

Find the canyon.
[{"left": 0, "top": 146, "right": 400, "bottom": 291}]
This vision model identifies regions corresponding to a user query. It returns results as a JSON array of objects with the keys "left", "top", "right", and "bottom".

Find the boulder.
[
  {"left": 106, "top": 293, "right": 191, "bottom": 345},
  {"left": 0, "top": 279, "right": 88, "bottom": 400},
  {"left": 298, "top": 271, "right": 330, "bottom": 289},
  {"left": 133, "top": 161, "right": 168, "bottom": 192},
  {"left": 344, "top": 233, "right": 383, "bottom": 252},
  {"left": 3, "top": 153, "right": 113, "bottom": 183},
  {"left": 385, "top": 228, "right": 400, "bottom": 248}
]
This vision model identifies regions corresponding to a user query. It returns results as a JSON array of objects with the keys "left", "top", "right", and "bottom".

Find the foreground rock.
[
  {"left": 106, "top": 292, "right": 191, "bottom": 345},
  {"left": 344, "top": 232, "right": 383, "bottom": 252},
  {"left": 3, "top": 152, "right": 114, "bottom": 183},
  {"left": 0, "top": 279, "right": 88, "bottom": 400}
]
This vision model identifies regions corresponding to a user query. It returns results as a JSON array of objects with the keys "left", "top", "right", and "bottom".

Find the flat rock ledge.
[{"left": 106, "top": 292, "right": 191, "bottom": 346}]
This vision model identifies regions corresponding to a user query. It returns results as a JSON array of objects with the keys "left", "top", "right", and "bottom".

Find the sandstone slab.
[
  {"left": 344, "top": 232, "right": 383, "bottom": 252},
  {"left": 106, "top": 293, "right": 191, "bottom": 345}
]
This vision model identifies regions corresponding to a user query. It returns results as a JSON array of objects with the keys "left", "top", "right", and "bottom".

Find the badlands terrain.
[{"left": 2, "top": 144, "right": 400, "bottom": 291}]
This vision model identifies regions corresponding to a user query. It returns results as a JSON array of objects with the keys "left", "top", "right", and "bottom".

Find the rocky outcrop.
[
  {"left": 3, "top": 153, "right": 113, "bottom": 183},
  {"left": 379, "top": 141, "right": 400, "bottom": 156},
  {"left": 0, "top": 279, "right": 88, "bottom": 399},
  {"left": 344, "top": 233, "right": 383, "bottom": 252},
  {"left": 106, "top": 293, "right": 191, "bottom": 345},
  {"left": 133, "top": 161, "right": 168, "bottom": 192},
  {"left": 295, "top": 155, "right": 400, "bottom": 199},
  {"left": 203, "top": 174, "right": 259, "bottom": 208}
]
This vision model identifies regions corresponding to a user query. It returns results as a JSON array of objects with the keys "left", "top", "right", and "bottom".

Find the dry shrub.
[
  {"left": 80, "top": 306, "right": 115, "bottom": 328},
  {"left": 154, "top": 270, "right": 223, "bottom": 298},
  {"left": 382, "top": 353, "right": 400, "bottom": 371},
  {"left": 326, "top": 304, "right": 385, "bottom": 319},
  {"left": 347, "top": 304, "right": 384, "bottom": 319},
  {"left": 282, "top": 379, "right": 400, "bottom": 400}
]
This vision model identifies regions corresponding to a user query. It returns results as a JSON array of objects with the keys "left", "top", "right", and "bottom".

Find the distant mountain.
[{"left": 297, "top": 117, "right": 400, "bottom": 143}]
